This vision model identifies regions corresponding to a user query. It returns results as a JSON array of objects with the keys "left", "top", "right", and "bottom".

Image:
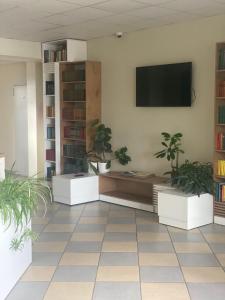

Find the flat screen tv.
[{"left": 136, "top": 62, "right": 192, "bottom": 107}]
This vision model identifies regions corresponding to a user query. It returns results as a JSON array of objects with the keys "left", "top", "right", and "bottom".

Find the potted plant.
[
  {"left": 88, "top": 121, "right": 131, "bottom": 174},
  {"left": 0, "top": 162, "right": 52, "bottom": 300},
  {"left": 158, "top": 160, "right": 214, "bottom": 230},
  {"left": 154, "top": 132, "right": 184, "bottom": 177}
]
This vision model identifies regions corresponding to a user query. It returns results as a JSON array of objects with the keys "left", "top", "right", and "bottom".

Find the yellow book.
[{"left": 218, "top": 160, "right": 221, "bottom": 176}]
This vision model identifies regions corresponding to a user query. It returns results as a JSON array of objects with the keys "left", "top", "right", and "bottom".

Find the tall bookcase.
[
  {"left": 42, "top": 39, "right": 87, "bottom": 180},
  {"left": 214, "top": 42, "right": 225, "bottom": 225},
  {"left": 60, "top": 61, "right": 101, "bottom": 174}
]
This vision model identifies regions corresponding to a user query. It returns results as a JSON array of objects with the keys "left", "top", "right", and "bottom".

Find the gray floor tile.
[
  {"left": 140, "top": 266, "right": 184, "bottom": 282},
  {"left": 37, "top": 232, "right": 71, "bottom": 242},
  {"left": 52, "top": 266, "right": 97, "bottom": 282},
  {"left": 49, "top": 216, "right": 79, "bottom": 224},
  {"left": 104, "top": 232, "right": 137, "bottom": 242},
  {"left": 99, "top": 252, "right": 138, "bottom": 266},
  {"left": 58, "top": 204, "right": 85, "bottom": 211},
  {"left": 210, "top": 243, "right": 225, "bottom": 253},
  {"left": 75, "top": 224, "right": 106, "bottom": 232},
  {"left": 32, "top": 224, "right": 46, "bottom": 233},
  {"left": 93, "top": 282, "right": 141, "bottom": 300},
  {"left": 188, "top": 283, "right": 225, "bottom": 300},
  {"left": 137, "top": 224, "right": 167, "bottom": 232},
  {"left": 6, "top": 282, "right": 49, "bottom": 300},
  {"left": 138, "top": 242, "right": 174, "bottom": 253},
  {"left": 66, "top": 241, "right": 102, "bottom": 252},
  {"left": 82, "top": 210, "right": 108, "bottom": 217},
  {"left": 135, "top": 210, "right": 155, "bottom": 217},
  {"left": 110, "top": 205, "right": 135, "bottom": 212},
  {"left": 200, "top": 224, "right": 225, "bottom": 233},
  {"left": 177, "top": 253, "right": 219, "bottom": 267},
  {"left": 170, "top": 232, "right": 205, "bottom": 243},
  {"left": 108, "top": 217, "right": 136, "bottom": 224},
  {"left": 32, "top": 252, "right": 62, "bottom": 266}
]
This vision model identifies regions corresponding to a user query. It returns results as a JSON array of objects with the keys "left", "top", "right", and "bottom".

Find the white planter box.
[
  {"left": 53, "top": 174, "right": 99, "bottom": 205},
  {"left": 158, "top": 189, "right": 213, "bottom": 230},
  {"left": 0, "top": 221, "right": 32, "bottom": 300}
]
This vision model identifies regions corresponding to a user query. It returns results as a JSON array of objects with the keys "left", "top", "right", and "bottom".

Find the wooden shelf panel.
[
  {"left": 101, "top": 191, "right": 152, "bottom": 205},
  {"left": 214, "top": 201, "right": 225, "bottom": 217}
]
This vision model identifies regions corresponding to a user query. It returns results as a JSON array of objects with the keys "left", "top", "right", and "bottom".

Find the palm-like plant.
[
  {"left": 0, "top": 171, "right": 52, "bottom": 250},
  {"left": 154, "top": 132, "right": 184, "bottom": 176}
]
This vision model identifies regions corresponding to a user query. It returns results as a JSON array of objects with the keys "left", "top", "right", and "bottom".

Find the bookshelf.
[
  {"left": 42, "top": 39, "right": 87, "bottom": 180},
  {"left": 59, "top": 61, "right": 101, "bottom": 174},
  {"left": 214, "top": 42, "right": 225, "bottom": 225}
]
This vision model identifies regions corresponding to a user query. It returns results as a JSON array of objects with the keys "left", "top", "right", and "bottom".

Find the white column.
[{"left": 0, "top": 156, "right": 5, "bottom": 181}]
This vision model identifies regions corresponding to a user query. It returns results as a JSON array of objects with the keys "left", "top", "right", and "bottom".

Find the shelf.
[
  {"left": 63, "top": 119, "right": 86, "bottom": 122},
  {"left": 216, "top": 69, "right": 225, "bottom": 72},
  {"left": 46, "top": 139, "right": 55, "bottom": 141},
  {"left": 46, "top": 160, "right": 56, "bottom": 163},
  {"left": 101, "top": 191, "right": 152, "bottom": 205},
  {"left": 63, "top": 81, "right": 85, "bottom": 84},
  {"left": 46, "top": 117, "right": 55, "bottom": 119},
  {"left": 215, "top": 175, "right": 225, "bottom": 179},
  {"left": 63, "top": 101, "right": 86, "bottom": 103},
  {"left": 216, "top": 124, "right": 225, "bottom": 126},
  {"left": 45, "top": 94, "right": 55, "bottom": 96},
  {"left": 216, "top": 97, "right": 225, "bottom": 99},
  {"left": 216, "top": 150, "right": 225, "bottom": 153},
  {"left": 63, "top": 137, "right": 86, "bottom": 142}
]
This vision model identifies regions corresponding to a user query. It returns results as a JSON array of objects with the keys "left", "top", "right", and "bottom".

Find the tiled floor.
[{"left": 6, "top": 201, "right": 225, "bottom": 300}]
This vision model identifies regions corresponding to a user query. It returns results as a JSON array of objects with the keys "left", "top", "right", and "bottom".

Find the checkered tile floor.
[{"left": 6, "top": 201, "right": 225, "bottom": 300}]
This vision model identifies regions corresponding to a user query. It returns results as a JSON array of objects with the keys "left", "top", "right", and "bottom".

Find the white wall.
[
  {"left": 87, "top": 14, "right": 225, "bottom": 174},
  {"left": 0, "top": 38, "right": 41, "bottom": 61},
  {"left": 0, "top": 63, "right": 26, "bottom": 169}
]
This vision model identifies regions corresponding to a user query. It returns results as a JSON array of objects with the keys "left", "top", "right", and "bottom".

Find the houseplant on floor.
[
  {"left": 88, "top": 121, "right": 131, "bottom": 174},
  {"left": 0, "top": 161, "right": 52, "bottom": 300},
  {"left": 158, "top": 159, "right": 214, "bottom": 230}
]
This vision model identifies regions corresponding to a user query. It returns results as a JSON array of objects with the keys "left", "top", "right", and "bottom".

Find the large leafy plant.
[
  {"left": 171, "top": 160, "right": 213, "bottom": 196},
  {"left": 0, "top": 171, "right": 52, "bottom": 250},
  {"left": 88, "top": 121, "right": 131, "bottom": 170},
  {"left": 154, "top": 132, "right": 184, "bottom": 176}
]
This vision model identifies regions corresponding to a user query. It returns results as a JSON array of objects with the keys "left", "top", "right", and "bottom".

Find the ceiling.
[{"left": 1, "top": 0, "right": 225, "bottom": 42}]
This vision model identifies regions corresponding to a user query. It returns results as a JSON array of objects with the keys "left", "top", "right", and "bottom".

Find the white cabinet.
[{"left": 52, "top": 174, "right": 99, "bottom": 205}]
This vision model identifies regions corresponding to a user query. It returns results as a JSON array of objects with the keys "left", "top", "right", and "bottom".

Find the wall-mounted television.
[{"left": 136, "top": 62, "right": 192, "bottom": 107}]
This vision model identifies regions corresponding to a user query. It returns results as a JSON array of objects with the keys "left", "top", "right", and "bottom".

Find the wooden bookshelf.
[
  {"left": 59, "top": 61, "right": 101, "bottom": 174},
  {"left": 214, "top": 42, "right": 225, "bottom": 224},
  {"left": 42, "top": 39, "right": 87, "bottom": 180}
]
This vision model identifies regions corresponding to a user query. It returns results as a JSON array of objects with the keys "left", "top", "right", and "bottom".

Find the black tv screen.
[{"left": 136, "top": 62, "right": 192, "bottom": 107}]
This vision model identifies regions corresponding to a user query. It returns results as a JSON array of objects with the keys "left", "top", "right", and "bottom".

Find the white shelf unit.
[{"left": 42, "top": 39, "right": 87, "bottom": 180}]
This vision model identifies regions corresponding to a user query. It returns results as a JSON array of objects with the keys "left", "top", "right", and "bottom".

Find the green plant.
[
  {"left": 88, "top": 121, "right": 131, "bottom": 172},
  {"left": 0, "top": 171, "right": 52, "bottom": 250},
  {"left": 171, "top": 160, "right": 213, "bottom": 196},
  {"left": 154, "top": 132, "right": 184, "bottom": 175}
]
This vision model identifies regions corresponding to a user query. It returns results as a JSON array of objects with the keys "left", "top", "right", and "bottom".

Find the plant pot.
[
  {"left": 158, "top": 189, "right": 213, "bottom": 230},
  {"left": 0, "top": 220, "right": 32, "bottom": 300},
  {"left": 98, "top": 162, "right": 110, "bottom": 174},
  {"left": 88, "top": 161, "right": 98, "bottom": 175}
]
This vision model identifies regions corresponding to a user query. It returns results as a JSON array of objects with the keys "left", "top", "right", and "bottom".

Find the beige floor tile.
[
  {"left": 44, "top": 224, "right": 75, "bottom": 233},
  {"left": 32, "top": 217, "right": 49, "bottom": 225},
  {"left": 44, "top": 282, "right": 94, "bottom": 300},
  {"left": 141, "top": 283, "right": 190, "bottom": 300},
  {"left": 55, "top": 211, "right": 82, "bottom": 217},
  {"left": 167, "top": 226, "right": 200, "bottom": 233},
  {"left": 174, "top": 242, "right": 211, "bottom": 253},
  {"left": 136, "top": 217, "right": 157, "bottom": 224},
  {"left": 71, "top": 232, "right": 104, "bottom": 242},
  {"left": 109, "top": 211, "right": 135, "bottom": 218},
  {"left": 137, "top": 232, "right": 170, "bottom": 242},
  {"left": 79, "top": 217, "right": 108, "bottom": 224},
  {"left": 203, "top": 233, "right": 225, "bottom": 243},
  {"left": 59, "top": 253, "right": 100, "bottom": 266},
  {"left": 102, "top": 241, "right": 137, "bottom": 252},
  {"left": 216, "top": 254, "right": 225, "bottom": 266},
  {"left": 21, "top": 266, "right": 56, "bottom": 282},
  {"left": 33, "top": 242, "right": 67, "bottom": 253},
  {"left": 182, "top": 267, "right": 225, "bottom": 283},
  {"left": 106, "top": 224, "right": 136, "bottom": 232},
  {"left": 139, "top": 253, "right": 179, "bottom": 266},
  {"left": 96, "top": 266, "right": 139, "bottom": 281}
]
